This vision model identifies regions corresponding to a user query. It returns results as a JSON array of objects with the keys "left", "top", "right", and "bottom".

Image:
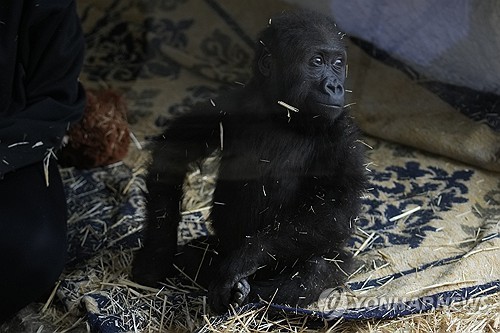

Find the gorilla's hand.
[
  {"left": 209, "top": 277, "right": 251, "bottom": 313},
  {"left": 208, "top": 255, "right": 257, "bottom": 313}
]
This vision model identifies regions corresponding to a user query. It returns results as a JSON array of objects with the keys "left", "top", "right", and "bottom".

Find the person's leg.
[{"left": 0, "top": 161, "right": 67, "bottom": 323}]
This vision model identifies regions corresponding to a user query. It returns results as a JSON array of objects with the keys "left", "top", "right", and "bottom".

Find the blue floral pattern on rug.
[{"left": 355, "top": 161, "right": 473, "bottom": 249}]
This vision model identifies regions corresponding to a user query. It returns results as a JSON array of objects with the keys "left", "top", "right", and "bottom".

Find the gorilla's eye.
[
  {"left": 310, "top": 56, "right": 324, "bottom": 67},
  {"left": 333, "top": 58, "right": 343, "bottom": 67}
]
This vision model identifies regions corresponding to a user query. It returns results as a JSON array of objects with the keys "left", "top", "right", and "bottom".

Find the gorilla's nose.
[
  {"left": 324, "top": 79, "right": 344, "bottom": 97},
  {"left": 322, "top": 78, "right": 344, "bottom": 105}
]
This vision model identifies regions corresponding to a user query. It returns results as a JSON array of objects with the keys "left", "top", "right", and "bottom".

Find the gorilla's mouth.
[
  {"left": 315, "top": 103, "right": 344, "bottom": 122},
  {"left": 317, "top": 102, "right": 344, "bottom": 109}
]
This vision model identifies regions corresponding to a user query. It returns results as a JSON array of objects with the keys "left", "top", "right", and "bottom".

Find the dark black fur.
[{"left": 132, "top": 10, "right": 366, "bottom": 313}]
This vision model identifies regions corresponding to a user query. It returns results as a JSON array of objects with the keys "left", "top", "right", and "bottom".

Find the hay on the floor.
[{"left": 32, "top": 155, "right": 498, "bottom": 333}]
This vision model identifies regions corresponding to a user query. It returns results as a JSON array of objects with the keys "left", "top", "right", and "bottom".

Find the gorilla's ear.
[{"left": 258, "top": 52, "right": 272, "bottom": 77}]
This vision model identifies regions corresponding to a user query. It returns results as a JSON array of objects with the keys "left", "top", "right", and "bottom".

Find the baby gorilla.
[{"left": 132, "top": 10, "right": 366, "bottom": 313}]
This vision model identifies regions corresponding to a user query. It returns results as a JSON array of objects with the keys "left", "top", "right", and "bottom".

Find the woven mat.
[{"left": 35, "top": 0, "right": 500, "bottom": 331}]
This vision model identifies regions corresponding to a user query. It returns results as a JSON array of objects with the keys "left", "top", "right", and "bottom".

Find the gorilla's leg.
[{"left": 249, "top": 251, "right": 352, "bottom": 306}]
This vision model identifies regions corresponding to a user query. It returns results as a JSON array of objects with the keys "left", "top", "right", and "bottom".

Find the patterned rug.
[{"left": 10, "top": 0, "right": 499, "bottom": 332}]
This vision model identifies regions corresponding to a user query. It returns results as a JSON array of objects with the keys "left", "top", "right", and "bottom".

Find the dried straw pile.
[{"left": 25, "top": 150, "right": 496, "bottom": 333}]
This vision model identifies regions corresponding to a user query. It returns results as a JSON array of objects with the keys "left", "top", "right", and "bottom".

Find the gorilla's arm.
[
  {"left": 209, "top": 144, "right": 365, "bottom": 311},
  {"left": 132, "top": 105, "right": 220, "bottom": 286}
]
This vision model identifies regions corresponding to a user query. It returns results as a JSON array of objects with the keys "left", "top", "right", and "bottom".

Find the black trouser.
[{"left": 0, "top": 161, "right": 67, "bottom": 323}]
